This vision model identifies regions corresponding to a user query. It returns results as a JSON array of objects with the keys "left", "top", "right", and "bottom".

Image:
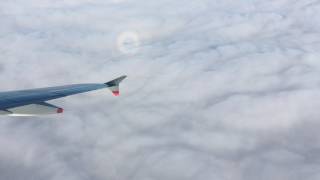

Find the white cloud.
[{"left": 1, "top": 0, "right": 320, "bottom": 179}]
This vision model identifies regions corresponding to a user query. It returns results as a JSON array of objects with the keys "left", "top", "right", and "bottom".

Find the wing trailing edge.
[{"left": 1, "top": 102, "right": 64, "bottom": 116}]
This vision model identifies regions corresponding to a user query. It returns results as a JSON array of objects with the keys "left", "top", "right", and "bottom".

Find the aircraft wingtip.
[{"left": 112, "top": 91, "right": 120, "bottom": 96}]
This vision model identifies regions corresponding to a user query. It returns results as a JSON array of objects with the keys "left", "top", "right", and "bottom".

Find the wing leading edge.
[{"left": 0, "top": 75, "right": 127, "bottom": 116}]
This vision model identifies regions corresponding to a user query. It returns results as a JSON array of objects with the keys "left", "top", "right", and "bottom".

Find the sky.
[{"left": 1, "top": 0, "right": 320, "bottom": 179}]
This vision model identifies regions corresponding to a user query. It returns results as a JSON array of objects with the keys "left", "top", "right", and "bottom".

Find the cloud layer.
[{"left": 1, "top": 0, "right": 320, "bottom": 179}]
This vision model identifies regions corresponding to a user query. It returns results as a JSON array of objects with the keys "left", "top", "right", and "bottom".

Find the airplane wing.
[{"left": 0, "top": 75, "right": 127, "bottom": 116}]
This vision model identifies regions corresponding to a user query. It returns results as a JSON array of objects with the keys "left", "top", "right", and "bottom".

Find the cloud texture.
[{"left": 1, "top": 0, "right": 320, "bottom": 179}]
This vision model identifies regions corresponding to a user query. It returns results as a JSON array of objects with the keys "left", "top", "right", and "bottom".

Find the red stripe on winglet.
[
  {"left": 112, "top": 91, "right": 120, "bottom": 96},
  {"left": 57, "top": 108, "right": 64, "bottom": 113}
]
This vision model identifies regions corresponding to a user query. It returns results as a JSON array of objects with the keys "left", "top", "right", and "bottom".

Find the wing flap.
[{"left": 7, "top": 102, "right": 63, "bottom": 116}]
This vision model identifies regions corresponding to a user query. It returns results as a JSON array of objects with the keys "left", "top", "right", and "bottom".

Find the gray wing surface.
[{"left": 0, "top": 75, "right": 127, "bottom": 110}]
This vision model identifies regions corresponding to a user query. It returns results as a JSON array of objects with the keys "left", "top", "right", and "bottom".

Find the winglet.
[{"left": 105, "top": 75, "right": 127, "bottom": 96}]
